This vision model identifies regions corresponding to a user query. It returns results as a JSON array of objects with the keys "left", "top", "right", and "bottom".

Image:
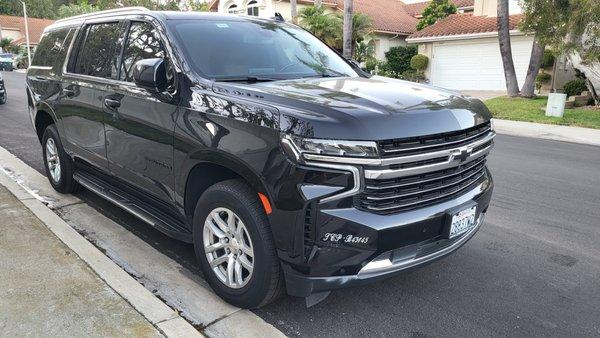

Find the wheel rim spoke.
[
  {"left": 203, "top": 207, "right": 255, "bottom": 289},
  {"left": 234, "top": 259, "right": 243, "bottom": 285},
  {"left": 209, "top": 254, "right": 228, "bottom": 268},
  {"left": 206, "top": 219, "right": 226, "bottom": 239},
  {"left": 204, "top": 242, "right": 224, "bottom": 253},
  {"left": 45, "top": 137, "right": 61, "bottom": 183}
]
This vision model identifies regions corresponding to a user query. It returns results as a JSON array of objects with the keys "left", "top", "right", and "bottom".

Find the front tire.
[
  {"left": 42, "top": 124, "right": 79, "bottom": 193},
  {"left": 193, "top": 179, "right": 284, "bottom": 308}
]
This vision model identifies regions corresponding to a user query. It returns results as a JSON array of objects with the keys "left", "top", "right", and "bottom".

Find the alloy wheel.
[
  {"left": 203, "top": 207, "right": 254, "bottom": 289},
  {"left": 45, "top": 137, "right": 61, "bottom": 183}
]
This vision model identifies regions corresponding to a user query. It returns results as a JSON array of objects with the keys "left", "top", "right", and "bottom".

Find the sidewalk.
[
  {"left": 493, "top": 118, "right": 600, "bottom": 147},
  {"left": 0, "top": 184, "right": 165, "bottom": 336}
]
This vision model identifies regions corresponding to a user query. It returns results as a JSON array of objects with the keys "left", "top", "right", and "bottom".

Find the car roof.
[{"left": 46, "top": 7, "right": 282, "bottom": 32}]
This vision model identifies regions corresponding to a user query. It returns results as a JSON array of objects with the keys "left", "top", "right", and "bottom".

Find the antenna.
[{"left": 273, "top": 12, "right": 285, "bottom": 22}]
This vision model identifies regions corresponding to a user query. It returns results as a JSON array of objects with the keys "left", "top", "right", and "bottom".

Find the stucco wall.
[{"left": 370, "top": 33, "right": 408, "bottom": 60}]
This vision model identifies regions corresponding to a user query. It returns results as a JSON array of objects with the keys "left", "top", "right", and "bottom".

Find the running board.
[{"left": 73, "top": 171, "right": 193, "bottom": 243}]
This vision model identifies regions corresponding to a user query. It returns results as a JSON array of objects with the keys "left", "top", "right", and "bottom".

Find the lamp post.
[{"left": 22, "top": 1, "right": 31, "bottom": 67}]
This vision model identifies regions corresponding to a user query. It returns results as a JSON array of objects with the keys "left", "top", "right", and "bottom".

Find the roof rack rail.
[{"left": 55, "top": 7, "right": 150, "bottom": 23}]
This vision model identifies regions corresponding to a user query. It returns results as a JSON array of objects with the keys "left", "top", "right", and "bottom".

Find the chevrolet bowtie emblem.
[{"left": 451, "top": 147, "right": 473, "bottom": 163}]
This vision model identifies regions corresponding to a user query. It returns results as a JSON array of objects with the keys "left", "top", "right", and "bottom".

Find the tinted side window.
[
  {"left": 74, "top": 22, "right": 124, "bottom": 79},
  {"left": 119, "top": 21, "right": 165, "bottom": 82},
  {"left": 31, "top": 29, "right": 71, "bottom": 68}
]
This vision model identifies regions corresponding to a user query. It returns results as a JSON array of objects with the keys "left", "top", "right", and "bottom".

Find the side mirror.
[{"left": 133, "top": 58, "right": 167, "bottom": 93}]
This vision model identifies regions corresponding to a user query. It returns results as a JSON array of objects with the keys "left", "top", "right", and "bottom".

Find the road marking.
[{"left": 0, "top": 144, "right": 285, "bottom": 337}]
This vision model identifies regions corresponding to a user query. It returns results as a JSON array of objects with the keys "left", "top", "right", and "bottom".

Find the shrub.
[
  {"left": 384, "top": 45, "right": 417, "bottom": 77},
  {"left": 535, "top": 72, "right": 551, "bottom": 91},
  {"left": 364, "top": 58, "right": 378, "bottom": 73},
  {"left": 410, "top": 54, "right": 429, "bottom": 72},
  {"left": 400, "top": 69, "right": 425, "bottom": 82},
  {"left": 541, "top": 50, "right": 555, "bottom": 69},
  {"left": 563, "top": 79, "right": 587, "bottom": 97}
]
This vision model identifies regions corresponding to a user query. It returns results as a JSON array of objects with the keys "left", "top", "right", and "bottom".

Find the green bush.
[
  {"left": 541, "top": 50, "right": 555, "bottom": 68},
  {"left": 535, "top": 72, "right": 551, "bottom": 91},
  {"left": 410, "top": 54, "right": 429, "bottom": 71},
  {"left": 563, "top": 79, "right": 587, "bottom": 97},
  {"left": 400, "top": 69, "right": 424, "bottom": 82},
  {"left": 384, "top": 45, "right": 417, "bottom": 77},
  {"left": 364, "top": 58, "right": 378, "bottom": 73}
]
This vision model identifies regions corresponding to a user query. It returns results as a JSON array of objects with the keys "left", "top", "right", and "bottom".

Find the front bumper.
[{"left": 283, "top": 170, "right": 493, "bottom": 297}]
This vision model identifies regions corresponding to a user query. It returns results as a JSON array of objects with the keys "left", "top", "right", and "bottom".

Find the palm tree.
[
  {"left": 350, "top": 12, "right": 373, "bottom": 57},
  {"left": 291, "top": 0, "right": 298, "bottom": 24},
  {"left": 497, "top": 0, "right": 519, "bottom": 96},
  {"left": 521, "top": 40, "right": 545, "bottom": 97},
  {"left": 0, "top": 38, "right": 13, "bottom": 53},
  {"left": 298, "top": 6, "right": 342, "bottom": 48},
  {"left": 343, "top": 0, "right": 353, "bottom": 58}
]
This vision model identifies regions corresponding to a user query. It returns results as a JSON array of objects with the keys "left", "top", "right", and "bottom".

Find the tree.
[
  {"left": 298, "top": 6, "right": 342, "bottom": 48},
  {"left": 291, "top": 0, "right": 298, "bottom": 24},
  {"left": 497, "top": 0, "right": 520, "bottom": 96},
  {"left": 342, "top": 0, "right": 353, "bottom": 58},
  {"left": 354, "top": 40, "right": 374, "bottom": 63},
  {"left": 520, "top": 40, "right": 545, "bottom": 97},
  {"left": 520, "top": 0, "right": 600, "bottom": 103},
  {"left": 384, "top": 45, "right": 418, "bottom": 78},
  {"left": 349, "top": 12, "right": 373, "bottom": 57},
  {"left": 416, "top": 0, "right": 457, "bottom": 31},
  {"left": 0, "top": 38, "right": 13, "bottom": 53},
  {"left": 186, "top": 0, "right": 211, "bottom": 11}
]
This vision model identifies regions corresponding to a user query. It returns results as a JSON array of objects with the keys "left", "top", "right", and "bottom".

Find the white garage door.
[{"left": 430, "top": 36, "right": 535, "bottom": 91}]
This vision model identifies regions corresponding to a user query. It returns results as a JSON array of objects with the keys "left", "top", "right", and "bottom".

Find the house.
[
  {"left": 0, "top": 15, "right": 55, "bottom": 51},
  {"left": 208, "top": 0, "right": 419, "bottom": 60},
  {"left": 406, "top": 0, "right": 575, "bottom": 91},
  {"left": 403, "top": 0, "right": 475, "bottom": 18}
]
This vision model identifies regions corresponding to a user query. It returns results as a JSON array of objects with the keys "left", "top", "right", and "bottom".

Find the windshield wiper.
[{"left": 215, "top": 76, "right": 280, "bottom": 83}]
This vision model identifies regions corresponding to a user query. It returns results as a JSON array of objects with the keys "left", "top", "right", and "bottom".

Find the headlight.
[{"left": 285, "top": 135, "right": 379, "bottom": 158}]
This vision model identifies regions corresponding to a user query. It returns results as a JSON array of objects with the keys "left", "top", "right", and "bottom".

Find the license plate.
[{"left": 449, "top": 206, "right": 477, "bottom": 238}]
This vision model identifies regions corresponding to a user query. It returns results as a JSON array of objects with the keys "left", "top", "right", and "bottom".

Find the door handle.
[
  {"left": 104, "top": 98, "right": 121, "bottom": 109},
  {"left": 62, "top": 87, "right": 76, "bottom": 97}
]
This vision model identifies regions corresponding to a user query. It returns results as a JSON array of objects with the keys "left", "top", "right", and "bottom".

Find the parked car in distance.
[
  {"left": 0, "top": 72, "right": 6, "bottom": 104},
  {"left": 0, "top": 53, "right": 14, "bottom": 71},
  {"left": 26, "top": 8, "right": 495, "bottom": 308}
]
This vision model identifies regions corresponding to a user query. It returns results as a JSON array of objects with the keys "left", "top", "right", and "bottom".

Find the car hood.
[{"left": 213, "top": 76, "right": 492, "bottom": 140}]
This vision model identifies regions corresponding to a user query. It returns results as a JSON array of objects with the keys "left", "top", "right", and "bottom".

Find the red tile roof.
[
  {"left": 407, "top": 13, "right": 523, "bottom": 39},
  {"left": 403, "top": 0, "right": 474, "bottom": 17},
  {"left": 0, "top": 15, "right": 55, "bottom": 45},
  {"left": 347, "top": 0, "right": 419, "bottom": 35},
  {"left": 208, "top": 0, "right": 419, "bottom": 35}
]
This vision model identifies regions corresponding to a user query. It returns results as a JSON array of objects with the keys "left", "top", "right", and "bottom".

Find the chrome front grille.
[
  {"left": 378, "top": 122, "right": 492, "bottom": 157},
  {"left": 357, "top": 123, "right": 494, "bottom": 214}
]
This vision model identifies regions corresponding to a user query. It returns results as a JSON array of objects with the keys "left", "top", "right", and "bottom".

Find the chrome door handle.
[{"left": 104, "top": 98, "right": 121, "bottom": 109}]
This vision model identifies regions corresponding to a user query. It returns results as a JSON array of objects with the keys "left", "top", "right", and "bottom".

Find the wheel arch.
[
  {"left": 34, "top": 107, "right": 57, "bottom": 144},
  {"left": 182, "top": 151, "right": 272, "bottom": 223}
]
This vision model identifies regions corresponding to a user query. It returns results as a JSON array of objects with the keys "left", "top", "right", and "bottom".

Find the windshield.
[{"left": 168, "top": 19, "right": 359, "bottom": 81}]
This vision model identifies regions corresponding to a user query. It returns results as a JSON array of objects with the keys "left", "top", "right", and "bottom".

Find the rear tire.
[
  {"left": 193, "top": 179, "right": 284, "bottom": 308},
  {"left": 42, "top": 124, "right": 79, "bottom": 193}
]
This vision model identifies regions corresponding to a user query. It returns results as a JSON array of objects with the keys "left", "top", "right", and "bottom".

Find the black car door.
[
  {"left": 102, "top": 19, "right": 179, "bottom": 203},
  {"left": 58, "top": 21, "right": 127, "bottom": 172}
]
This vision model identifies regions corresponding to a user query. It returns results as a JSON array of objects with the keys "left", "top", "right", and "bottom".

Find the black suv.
[{"left": 27, "top": 8, "right": 494, "bottom": 308}]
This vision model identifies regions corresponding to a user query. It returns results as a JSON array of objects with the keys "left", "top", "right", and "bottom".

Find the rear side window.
[
  {"left": 119, "top": 21, "right": 166, "bottom": 82},
  {"left": 31, "top": 29, "right": 71, "bottom": 69},
  {"left": 74, "top": 22, "right": 124, "bottom": 79}
]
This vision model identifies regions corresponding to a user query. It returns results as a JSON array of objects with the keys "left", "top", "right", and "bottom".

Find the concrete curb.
[
  {"left": 0, "top": 171, "right": 203, "bottom": 338},
  {"left": 493, "top": 118, "right": 600, "bottom": 147},
  {"left": 0, "top": 144, "right": 286, "bottom": 337}
]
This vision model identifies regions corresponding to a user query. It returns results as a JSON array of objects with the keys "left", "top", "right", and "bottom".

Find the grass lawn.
[{"left": 484, "top": 96, "right": 600, "bottom": 129}]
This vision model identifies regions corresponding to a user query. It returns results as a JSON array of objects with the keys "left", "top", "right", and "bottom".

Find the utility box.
[{"left": 545, "top": 93, "right": 567, "bottom": 117}]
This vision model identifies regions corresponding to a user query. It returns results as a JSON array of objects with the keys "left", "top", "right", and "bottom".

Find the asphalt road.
[{"left": 1, "top": 71, "right": 599, "bottom": 337}]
